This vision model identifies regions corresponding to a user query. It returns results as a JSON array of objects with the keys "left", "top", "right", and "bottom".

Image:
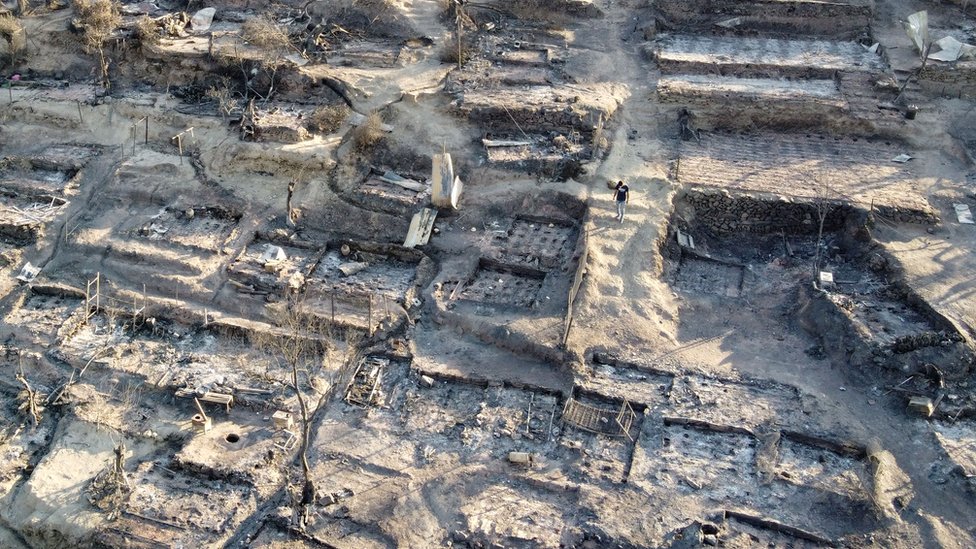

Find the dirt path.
[{"left": 566, "top": 3, "right": 679, "bottom": 359}]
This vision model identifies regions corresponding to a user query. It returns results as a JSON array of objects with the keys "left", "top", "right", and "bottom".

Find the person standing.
[{"left": 613, "top": 180, "right": 629, "bottom": 223}]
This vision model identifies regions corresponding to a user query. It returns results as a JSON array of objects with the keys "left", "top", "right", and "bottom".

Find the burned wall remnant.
[
  {"left": 654, "top": 0, "right": 872, "bottom": 39},
  {"left": 455, "top": 85, "right": 619, "bottom": 136},
  {"left": 676, "top": 188, "right": 856, "bottom": 235},
  {"left": 676, "top": 132, "right": 938, "bottom": 225}
]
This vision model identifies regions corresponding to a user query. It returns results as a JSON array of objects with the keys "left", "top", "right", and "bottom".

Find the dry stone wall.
[
  {"left": 655, "top": 0, "right": 872, "bottom": 39},
  {"left": 678, "top": 188, "right": 855, "bottom": 235},
  {"left": 919, "top": 63, "right": 976, "bottom": 100}
]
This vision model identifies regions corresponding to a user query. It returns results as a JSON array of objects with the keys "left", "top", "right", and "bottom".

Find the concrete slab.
[
  {"left": 659, "top": 74, "right": 843, "bottom": 102},
  {"left": 677, "top": 132, "right": 933, "bottom": 219},
  {"left": 654, "top": 35, "right": 885, "bottom": 78}
]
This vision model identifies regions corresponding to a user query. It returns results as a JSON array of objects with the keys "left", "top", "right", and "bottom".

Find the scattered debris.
[
  {"left": 243, "top": 105, "right": 311, "bottom": 143},
  {"left": 715, "top": 17, "right": 742, "bottom": 30},
  {"left": 348, "top": 112, "right": 394, "bottom": 132},
  {"left": 191, "top": 398, "right": 213, "bottom": 433},
  {"left": 88, "top": 442, "right": 131, "bottom": 520},
  {"left": 379, "top": 171, "right": 425, "bottom": 192},
  {"left": 176, "top": 388, "right": 234, "bottom": 411},
  {"left": 16, "top": 370, "right": 44, "bottom": 425},
  {"left": 15, "top": 261, "right": 39, "bottom": 283},
  {"left": 403, "top": 207, "right": 437, "bottom": 248},
  {"left": 954, "top": 203, "right": 974, "bottom": 224},
  {"left": 722, "top": 509, "right": 836, "bottom": 547},
  {"left": 260, "top": 244, "right": 287, "bottom": 263},
  {"left": 908, "top": 396, "right": 935, "bottom": 416},
  {"left": 284, "top": 53, "right": 309, "bottom": 66},
  {"left": 189, "top": 7, "right": 215, "bottom": 32},
  {"left": 483, "top": 139, "right": 532, "bottom": 148},
  {"left": 431, "top": 152, "right": 463, "bottom": 209},
  {"left": 272, "top": 410, "right": 294, "bottom": 430},
  {"left": 338, "top": 262, "right": 369, "bottom": 277},
  {"left": 2, "top": 199, "right": 67, "bottom": 225},
  {"left": 928, "top": 36, "right": 976, "bottom": 62},
  {"left": 346, "top": 356, "right": 387, "bottom": 407},
  {"left": 562, "top": 397, "right": 637, "bottom": 439},
  {"left": 275, "top": 430, "right": 298, "bottom": 451}
]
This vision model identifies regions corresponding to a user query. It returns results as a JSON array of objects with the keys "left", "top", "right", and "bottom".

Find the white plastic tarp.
[
  {"left": 905, "top": 11, "right": 929, "bottom": 55},
  {"left": 285, "top": 54, "right": 309, "bottom": 67},
  {"left": 348, "top": 112, "right": 394, "bottom": 132},
  {"left": 15, "top": 262, "right": 38, "bottom": 283},
  {"left": 190, "top": 8, "right": 216, "bottom": 32},
  {"left": 954, "top": 204, "right": 974, "bottom": 224},
  {"left": 260, "top": 244, "right": 287, "bottom": 262},
  {"left": 928, "top": 36, "right": 976, "bottom": 62}
]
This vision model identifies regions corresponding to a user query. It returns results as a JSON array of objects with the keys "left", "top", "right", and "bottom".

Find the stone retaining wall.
[
  {"left": 455, "top": 85, "right": 618, "bottom": 135},
  {"left": 678, "top": 188, "right": 936, "bottom": 235},
  {"left": 797, "top": 283, "right": 971, "bottom": 375},
  {"left": 678, "top": 188, "right": 855, "bottom": 235},
  {"left": 919, "top": 63, "right": 976, "bottom": 101},
  {"left": 655, "top": 0, "right": 871, "bottom": 39}
]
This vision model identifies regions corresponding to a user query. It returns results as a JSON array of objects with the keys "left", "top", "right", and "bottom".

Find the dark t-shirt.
[{"left": 615, "top": 185, "right": 629, "bottom": 202}]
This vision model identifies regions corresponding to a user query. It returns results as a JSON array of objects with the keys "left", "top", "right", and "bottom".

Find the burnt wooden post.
[
  {"left": 130, "top": 117, "right": 148, "bottom": 154},
  {"left": 171, "top": 127, "right": 195, "bottom": 165},
  {"left": 172, "top": 134, "right": 182, "bottom": 164},
  {"left": 84, "top": 273, "right": 101, "bottom": 324},
  {"left": 367, "top": 294, "right": 373, "bottom": 336}
]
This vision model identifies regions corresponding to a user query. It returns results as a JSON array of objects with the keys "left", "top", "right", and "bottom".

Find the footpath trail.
[{"left": 567, "top": 6, "right": 680, "bottom": 358}]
